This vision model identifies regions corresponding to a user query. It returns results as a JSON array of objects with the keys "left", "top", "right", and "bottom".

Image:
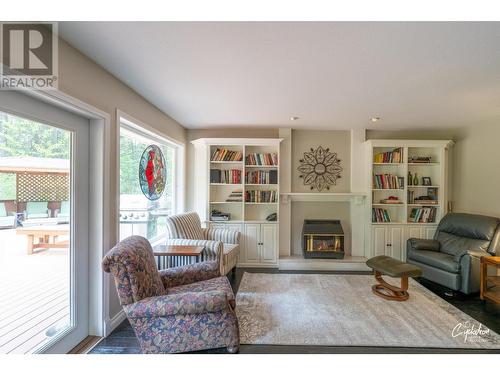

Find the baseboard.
[{"left": 104, "top": 309, "right": 126, "bottom": 337}]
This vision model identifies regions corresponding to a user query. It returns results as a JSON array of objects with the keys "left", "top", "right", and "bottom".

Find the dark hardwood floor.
[{"left": 90, "top": 268, "right": 500, "bottom": 354}]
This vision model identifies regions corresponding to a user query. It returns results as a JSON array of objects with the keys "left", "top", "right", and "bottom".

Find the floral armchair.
[{"left": 102, "top": 235, "right": 239, "bottom": 354}]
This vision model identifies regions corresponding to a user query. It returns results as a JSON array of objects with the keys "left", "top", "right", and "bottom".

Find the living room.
[{"left": 1, "top": 1, "right": 499, "bottom": 373}]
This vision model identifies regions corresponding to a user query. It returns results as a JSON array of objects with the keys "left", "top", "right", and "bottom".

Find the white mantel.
[{"left": 280, "top": 192, "right": 366, "bottom": 205}]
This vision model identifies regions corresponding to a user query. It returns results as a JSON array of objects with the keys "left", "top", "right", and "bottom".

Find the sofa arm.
[
  {"left": 408, "top": 238, "right": 440, "bottom": 252},
  {"left": 159, "top": 260, "right": 220, "bottom": 288},
  {"left": 453, "top": 249, "right": 489, "bottom": 263},
  {"left": 203, "top": 227, "right": 240, "bottom": 244},
  {"left": 124, "top": 291, "right": 228, "bottom": 318},
  {"left": 456, "top": 250, "right": 490, "bottom": 294},
  {"left": 165, "top": 238, "right": 223, "bottom": 261}
]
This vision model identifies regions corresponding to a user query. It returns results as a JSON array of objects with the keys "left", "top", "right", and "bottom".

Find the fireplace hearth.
[{"left": 302, "top": 219, "right": 345, "bottom": 259}]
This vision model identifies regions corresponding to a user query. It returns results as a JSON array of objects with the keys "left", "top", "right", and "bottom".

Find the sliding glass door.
[{"left": 0, "top": 91, "right": 89, "bottom": 353}]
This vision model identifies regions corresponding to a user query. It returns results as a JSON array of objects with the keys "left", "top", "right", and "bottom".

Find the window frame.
[{"left": 117, "top": 111, "right": 184, "bottom": 245}]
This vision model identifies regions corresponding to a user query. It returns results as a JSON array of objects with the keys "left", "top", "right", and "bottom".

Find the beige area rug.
[{"left": 235, "top": 273, "right": 500, "bottom": 349}]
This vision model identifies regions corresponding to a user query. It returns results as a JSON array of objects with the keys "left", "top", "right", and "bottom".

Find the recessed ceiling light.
[
  {"left": 370, "top": 117, "right": 381, "bottom": 122},
  {"left": 290, "top": 116, "right": 299, "bottom": 121}
]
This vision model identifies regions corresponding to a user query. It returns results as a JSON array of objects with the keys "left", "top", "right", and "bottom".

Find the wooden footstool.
[{"left": 366, "top": 255, "right": 422, "bottom": 301}]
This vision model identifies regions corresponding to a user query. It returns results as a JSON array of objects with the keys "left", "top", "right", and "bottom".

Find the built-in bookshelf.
[
  {"left": 367, "top": 141, "right": 452, "bottom": 225},
  {"left": 365, "top": 140, "right": 453, "bottom": 261},
  {"left": 192, "top": 140, "right": 281, "bottom": 223}
]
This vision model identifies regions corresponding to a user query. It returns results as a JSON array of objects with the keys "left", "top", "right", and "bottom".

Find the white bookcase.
[
  {"left": 365, "top": 140, "right": 454, "bottom": 260},
  {"left": 191, "top": 138, "right": 282, "bottom": 267}
]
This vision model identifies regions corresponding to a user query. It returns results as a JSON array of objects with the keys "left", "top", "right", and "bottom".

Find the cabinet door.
[
  {"left": 209, "top": 223, "right": 226, "bottom": 230},
  {"left": 225, "top": 224, "right": 243, "bottom": 233},
  {"left": 372, "top": 226, "right": 387, "bottom": 257},
  {"left": 260, "top": 224, "right": 277, "bottom": 264},
  {"left": 388, "top": 226, "right": 404, "bottom": 261},
  {"left": 424, "top": 226, "right": 437, "bottom": 240},
  {"left": 407, "top": 226, "right": 423, "bottom": 240},
  {"left": 243, "top": 224, "right": 260, "bottom": 263}
]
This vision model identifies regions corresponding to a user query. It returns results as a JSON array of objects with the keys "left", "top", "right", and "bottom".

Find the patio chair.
[
  {"left": 0, "top": 202, "right": 16, "bottom": 228},
  {"left": 102, "top": 235, "right": 240, "bottom": 353},
  {"left": 56, "top": 201, "right": 70, "bottom": 223},
  {"left": 22, "top": 201, "right": 57, "bottom": 227},
  {"left": 25, "top": 201, "right": 50, "bottom": 219}
]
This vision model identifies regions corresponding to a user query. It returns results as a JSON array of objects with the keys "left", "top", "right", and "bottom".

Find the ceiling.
[{"left": 59, "top": 22, "right": 500, "bottom": 130}]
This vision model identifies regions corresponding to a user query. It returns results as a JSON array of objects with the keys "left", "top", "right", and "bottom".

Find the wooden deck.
[{"left": 0, "top": 227, "right": 69, "bottom": 354}]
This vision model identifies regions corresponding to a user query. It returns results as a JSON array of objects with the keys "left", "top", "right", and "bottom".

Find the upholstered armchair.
[
  {"left": 407, "top": 213, "right": 500, "bottom": 294},
  {"left": 102, "top": 235, "right": 240, "bottom": 354},
  {"left": 165, "top": 212, "right": 240, "bottom": 275}
]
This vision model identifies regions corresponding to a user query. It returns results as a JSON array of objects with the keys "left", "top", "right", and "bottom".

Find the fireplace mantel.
[{"left": 280, "top": 192, "right": 366, "bottom": 205}]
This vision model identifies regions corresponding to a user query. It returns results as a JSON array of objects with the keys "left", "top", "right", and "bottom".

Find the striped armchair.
[{"left": 165, "top": 212, "right": 240, "bottom": 275}]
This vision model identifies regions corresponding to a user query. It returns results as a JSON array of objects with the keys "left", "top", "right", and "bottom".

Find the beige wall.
[
  {"left": 186, "top": 128, "right": 279, "bottom": 211},
  {"left": 292, "top": 130, "right": 351, "bottom": 193},
  {"left": 56, "top": 38, "right": 187, "bottom": 320},
  {"left": 367, "top": 125, "right": 500, "bottom": 218}
]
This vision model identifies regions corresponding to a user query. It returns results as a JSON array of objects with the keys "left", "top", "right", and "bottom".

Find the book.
[
  {"left": 373, "top": 148, "right": 403, "bottom": 163},
  {"left": 225, "top": 190, "right": 243, "bottom": 202},
  {"left": 245, "top": 169, "right": 278, "bottom": 184},
  {"left": 409, "top": 156, "right": 433, "bottom": 163},
  {"left": 373, "top": 174, "right": 404, "bottom": 189},
  {"left": 245, "top": 190, "right": 277, "bottom": 203},
  {"left": 408, "top": 207, "right": 437, "bottom": 223},
  {"left": 372, "top": 208, "right": 391, "bottom": 223},
  {"left": 210, "top": 169, "right": 241, "bottom": 184},
  {"left": 210, "top": 148, "right": 243, "bottom": 162},
  {"left": 245, "top": 152, "right": 278, "bottom": 166}
]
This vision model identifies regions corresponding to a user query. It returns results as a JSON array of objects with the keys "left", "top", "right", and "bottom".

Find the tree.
[
  {"left": 0, "top": 113, "right": 70, "bottom": 158},
  {"left": 0, "top": 113, "right": 70, "bottom": 199}
]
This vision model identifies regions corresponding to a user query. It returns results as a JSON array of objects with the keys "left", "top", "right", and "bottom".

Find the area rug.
[{"left": 235, "top": 272, "right": 500, "bottom": 349}]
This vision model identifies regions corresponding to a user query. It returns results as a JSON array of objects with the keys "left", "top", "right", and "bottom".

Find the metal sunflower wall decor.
[{"left": 297, "top": 146, "right": 343, "bottom": 191}]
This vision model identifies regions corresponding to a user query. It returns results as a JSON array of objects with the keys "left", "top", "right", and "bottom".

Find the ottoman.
[{"left": 366, "top": 255, "right": 422, "bottom": 301}]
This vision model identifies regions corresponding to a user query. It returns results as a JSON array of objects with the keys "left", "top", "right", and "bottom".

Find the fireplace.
[{"left": 302, "top": 219, "right": 345, "bottom": 259}]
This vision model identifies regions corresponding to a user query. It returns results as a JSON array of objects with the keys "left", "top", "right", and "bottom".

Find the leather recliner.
[{"left": 406, "top": 212, "right": 500, "bottom": 294}]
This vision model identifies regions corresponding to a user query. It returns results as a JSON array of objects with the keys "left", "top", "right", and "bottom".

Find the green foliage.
[
  {"left": 0, "top": 113, "right": 70, "bottom": 199},
  {"left": 0, "top": 173, "right": 15, "bottom": 200},
  {"left": 119, "top": 133, "right": 174, "bottom": 199},
  {"left": 0, "top": 113, "right": 70, "bottom": 158},
  {"left": 120, "top": 135, "right": 143, "bottom": 195}
]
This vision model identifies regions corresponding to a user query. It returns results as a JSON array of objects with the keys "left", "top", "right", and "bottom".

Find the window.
[{"left": 119, "top": 120, "right": 179, "bottom": 242}]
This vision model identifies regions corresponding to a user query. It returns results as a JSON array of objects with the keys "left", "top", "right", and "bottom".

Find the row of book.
[
  {"left": 409, "top": 207, "right": 437, "bottom": 223},
  {"left": 372, "top": 208, "right": 392, "bottom": 223},
  {"left": 373, "top": 147, "right": 403, "bottom": 163},
  {"left": 210, "top": 169, "right": 241, "bottom": 184},
  {"left": 373, "top": 174, "right": 404, "bottom": 189},
  {"left": 245, "top": 170, "right": 278, "bottom": 184},
  {"left": 211, "top": 148, "right": 243, "bottom": 162},
  {"left": 245, "top": 153, "right": 278, "bottom": 166},
  {"left": 245, "top": 190, "right": 278, "bottom": 203}
]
